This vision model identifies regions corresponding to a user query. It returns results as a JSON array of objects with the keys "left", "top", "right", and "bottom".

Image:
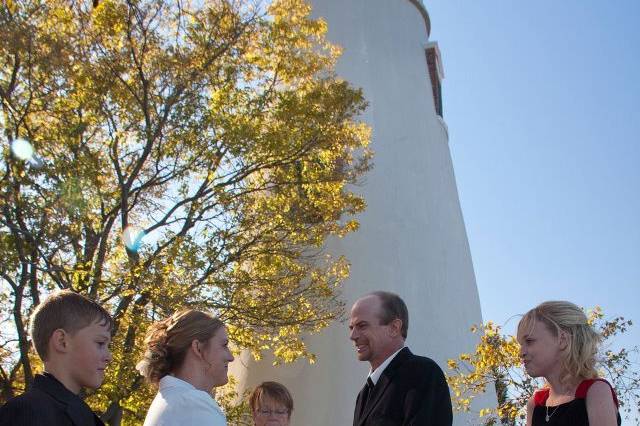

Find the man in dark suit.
[{"left": 349, "top": 291, "right": 452, "bottom": 426}]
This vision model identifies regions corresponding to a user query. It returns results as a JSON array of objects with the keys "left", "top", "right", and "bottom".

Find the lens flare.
[
  {"left": 29, "top": 156, "right": 44, "bottom": 169},
  {"left": 11, "top": 138, "right": 34, "bottom": 161},
  {"left": 122, "top": 226, "right": 146, "bottom": 252}
]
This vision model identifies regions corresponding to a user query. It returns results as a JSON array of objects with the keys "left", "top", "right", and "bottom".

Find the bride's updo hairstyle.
[{"left": 138, "top": 309, "right": 224, "bottom": 384}]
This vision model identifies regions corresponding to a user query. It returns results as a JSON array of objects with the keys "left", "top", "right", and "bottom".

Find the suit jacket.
[
  {"left": 0, "top": 373, "right": 105, "bottom": 426},
  {"left": 143, "top": 375, "right": 227, "bottom": 426},
  {"left": 353, "top": 347, "right": 452, "bottom": 426}
]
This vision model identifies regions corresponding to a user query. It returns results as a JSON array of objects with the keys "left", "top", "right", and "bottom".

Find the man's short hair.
[
  {"left": 30, "top": 289, "right": 113, "bottom": 361},
  {"left": 370, "top": 291, "right": 409, "bottom": 338}
]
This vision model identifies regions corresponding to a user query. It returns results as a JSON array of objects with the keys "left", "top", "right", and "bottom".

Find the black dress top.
[{"left": 532, "top": 379, "right": 621, "bottom": 426}]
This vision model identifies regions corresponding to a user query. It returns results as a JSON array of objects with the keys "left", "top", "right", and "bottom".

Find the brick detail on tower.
[{"left": 425, "top": 43, "right": 444, "bottom": 117}]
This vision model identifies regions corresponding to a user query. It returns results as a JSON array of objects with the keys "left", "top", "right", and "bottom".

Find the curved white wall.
[{"left": 231, "top": 1, "right": 495, "bottom": 424}]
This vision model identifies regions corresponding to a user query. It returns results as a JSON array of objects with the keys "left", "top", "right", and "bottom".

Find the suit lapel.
[
  {"left": 358, "top": 347, "right": 412, "bottom": 426},
  {"left": 354, "top": 382, "right": 367, "bottom": 425},
  {"left": 359, "top": 372, "right": 392, "bottom": 425}
]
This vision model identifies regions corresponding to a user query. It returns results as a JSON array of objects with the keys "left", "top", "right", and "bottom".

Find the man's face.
[
  {"left": 348, "top": 296, "right": 396, "bottom": 369},
  {"left": 66, "top": 320, "right": 112, "bottom": 393}
]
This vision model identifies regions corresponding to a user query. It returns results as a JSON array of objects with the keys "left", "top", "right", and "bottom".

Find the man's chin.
[{"left": 356, "top": 351, "right": 370, "bottom": 361}]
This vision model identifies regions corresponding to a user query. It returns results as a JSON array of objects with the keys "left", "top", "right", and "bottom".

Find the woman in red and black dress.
[{"left": 517, "top": 301, "right": 621, "bottom": 426}]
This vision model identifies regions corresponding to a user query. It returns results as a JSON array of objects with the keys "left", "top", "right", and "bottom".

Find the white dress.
[{"left": 143, "top": 375, "right": 227, "bottom": 426}]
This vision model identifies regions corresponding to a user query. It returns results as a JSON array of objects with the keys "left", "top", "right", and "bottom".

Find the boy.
[{"left": 0, "top": 289, "right": 113, "bottom": 425}]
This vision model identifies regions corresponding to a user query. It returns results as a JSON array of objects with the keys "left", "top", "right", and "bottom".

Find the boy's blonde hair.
[
  {"left": 30, "top": 289, "right": 114, "bottom": 361},
  {"left": 517, "top": 300, "right": 600, "bottom": 385}
]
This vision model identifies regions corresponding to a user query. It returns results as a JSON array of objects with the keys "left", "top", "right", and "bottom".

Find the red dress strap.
[
  {"left": 575, "top": 378, "right": 619, "bottom": 407},
  {"left": 533, "top": 388, "right": 550, "bottom": 406}
]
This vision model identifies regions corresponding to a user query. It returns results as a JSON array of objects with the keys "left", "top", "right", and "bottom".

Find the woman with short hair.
[{"left": 249, "top": 381, "right": 294, "bottom": 426}]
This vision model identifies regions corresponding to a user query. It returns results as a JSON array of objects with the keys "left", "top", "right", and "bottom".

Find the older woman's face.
[{"left": 253, "top": 394, "right": 290, "bottom": 426}]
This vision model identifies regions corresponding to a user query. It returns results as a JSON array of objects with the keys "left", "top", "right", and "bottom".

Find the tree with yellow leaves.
[
  {"left": 0, "top": 0, "right": 371, "bottom": 424},
  {"left": 446, "top": 309, "right": 640, "bottom": 425}
]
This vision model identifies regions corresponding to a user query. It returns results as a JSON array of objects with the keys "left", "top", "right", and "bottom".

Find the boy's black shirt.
[{"left": 0, "top": 372, "right": 105, "bottom": 426}]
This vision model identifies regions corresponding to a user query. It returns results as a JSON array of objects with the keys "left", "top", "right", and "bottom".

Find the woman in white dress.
[{"left": 137, "top": 310, "right": 234, "bottom": 426}]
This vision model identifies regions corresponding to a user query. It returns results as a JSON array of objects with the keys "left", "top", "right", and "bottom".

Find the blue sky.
[{"left": 426, "top": 0, "right": 639, "bottom": 364}]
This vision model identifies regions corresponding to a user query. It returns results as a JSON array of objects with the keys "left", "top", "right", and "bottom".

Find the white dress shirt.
[
  {"left": 143, "top": 375, "right": 227, "bottom": 426},
  {"left": 367, "top": 346, "right": 407, "bottom": 385}
]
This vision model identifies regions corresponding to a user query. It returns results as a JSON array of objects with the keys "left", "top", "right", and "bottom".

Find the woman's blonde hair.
[
  {"left": 517, "top": 300, "right": 600, "bottom": 385},
  {"left": 137, "top": 309, "right": 224, "bottom": 383}
]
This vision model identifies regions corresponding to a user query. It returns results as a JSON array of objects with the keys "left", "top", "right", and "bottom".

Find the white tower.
[{"left": 232, "top": 1, "right": 493, "bottom": 424}]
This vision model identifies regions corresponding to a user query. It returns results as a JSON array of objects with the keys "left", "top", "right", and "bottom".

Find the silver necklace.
[{"left": 545, "top": 405, "right": 559, "bottom": 422}]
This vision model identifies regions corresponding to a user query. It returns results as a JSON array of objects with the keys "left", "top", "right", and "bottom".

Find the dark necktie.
[{"left": 359, "top": 377, "right": 375, "bottom": 417}]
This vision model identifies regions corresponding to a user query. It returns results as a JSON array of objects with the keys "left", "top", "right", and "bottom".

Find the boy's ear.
[
  {"left": 190, "top": 339, "right": 203, "bottom": 359},
  {"left": 50, "top": 329, "right": 70, "bottom": 354}
]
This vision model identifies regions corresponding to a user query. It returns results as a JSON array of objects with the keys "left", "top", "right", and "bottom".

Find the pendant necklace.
[{"left": 545, "top": 405, "right": 559, "bottom": 422}]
